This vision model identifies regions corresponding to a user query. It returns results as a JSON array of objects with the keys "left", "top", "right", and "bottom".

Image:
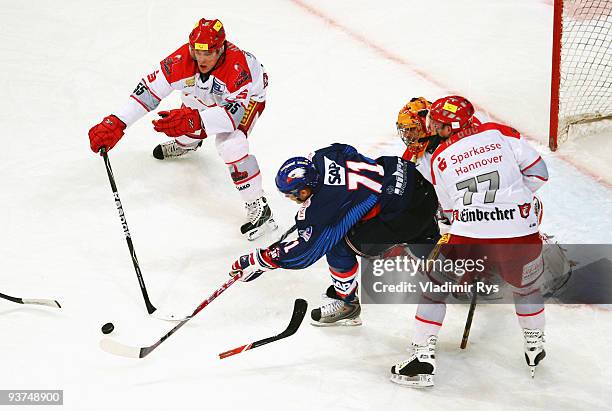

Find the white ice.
[{"left": 1, "top": 1, "right": 611, "bottom": 410}]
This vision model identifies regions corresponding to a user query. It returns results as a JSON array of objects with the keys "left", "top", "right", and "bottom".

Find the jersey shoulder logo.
[
  {"left": 323, "top": 156, "right": 346, "bottom": 186},
  {"left": 161, "top": 57, "right": 173, "bottom": 77},
  {"left": 233, "top": 63, "right": 252, "bottom": 89},
  {"left": 160, "top": 45, "right": 197, "bottom": 83}
]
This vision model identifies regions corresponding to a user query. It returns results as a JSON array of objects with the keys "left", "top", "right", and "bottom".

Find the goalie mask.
[
  {"left": 396, "top": 97, "right": 431, "bottom": 153},
  {"left": 405, "top": 96, "right": 430, "bottom": 113}
]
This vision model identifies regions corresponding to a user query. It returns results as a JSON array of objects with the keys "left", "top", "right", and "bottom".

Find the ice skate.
[
  {"left": 310, "top": 285, "right": 362, "bottom": 327},
  {"left": 240, "top": 196, "right": 278, "bottom": 241},
  {"left": 523, "top": 328, "right": 546, "bottom": 378},
  {"left": 390, "top": 335, "right": 437, "bottom": 387},
  {"left": 153, "top": 140, "right": 202, "bottom": 160}
]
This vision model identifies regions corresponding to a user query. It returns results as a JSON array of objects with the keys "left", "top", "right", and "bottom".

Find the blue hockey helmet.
[{"left": 275, "top": 157, "right": 321, "bottom": 195}]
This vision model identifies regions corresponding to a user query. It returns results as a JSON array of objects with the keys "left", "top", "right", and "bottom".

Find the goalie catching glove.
[
  {"left": 152, "top": 107, "right": 207, "bottom": 138},
  {"left": 231, "top": 248, "right": 278, "bottom": 282}
]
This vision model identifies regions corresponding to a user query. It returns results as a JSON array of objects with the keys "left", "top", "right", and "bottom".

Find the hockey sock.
[
  {"left": 514, "top": 290, "right": 545, "bottom": 330},
  {"left": 329, "top": 263, "right": 359, "bottom": 301},
  {"left": 226, "top": 154, "right": 264, "bottom": 202},
  {"left": 412, "top": 298, "right": 446, "bottom": 345}
]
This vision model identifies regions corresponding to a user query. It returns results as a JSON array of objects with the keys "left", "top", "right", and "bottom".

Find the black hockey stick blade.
[
  {"left": 219, "top": 298, "right": 308, "bottom": 359},
  {"left": 0, "top": 292, "right": 61, "bottom": 308}
]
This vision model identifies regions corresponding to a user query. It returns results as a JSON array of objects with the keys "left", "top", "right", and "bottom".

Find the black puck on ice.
[{"left": 101, "top": 322, "right": 114, "bottom": 335}]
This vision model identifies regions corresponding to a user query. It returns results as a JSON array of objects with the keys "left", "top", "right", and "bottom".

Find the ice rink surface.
[{"left": 1, "top": 0, "right": 611, "bottom": 410}]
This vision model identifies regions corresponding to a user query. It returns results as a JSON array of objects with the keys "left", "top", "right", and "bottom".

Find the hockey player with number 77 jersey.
[{"left": 390, "top": 96, "right": 550, "bottom": 387}]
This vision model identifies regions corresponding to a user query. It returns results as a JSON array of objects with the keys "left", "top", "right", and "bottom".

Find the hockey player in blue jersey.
[{"left": 231, "top": 143, "right": 439, "bottom": 325}]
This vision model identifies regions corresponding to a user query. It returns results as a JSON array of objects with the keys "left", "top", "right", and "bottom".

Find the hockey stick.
[
  {"left": 219, "top": 298, "right": 308, "bottom": 359},
  {"left": 99, "top": 271, "right": 244, "bottom": 358},
  {"left": 100, "top": 147, "right": 156, "bottom": 315},
  {"left": 159, "top": 225, "right": 299, "bottom": 322},
  {"left": 0, "top": 292, "right": 61, "bottom": 309},
  {"left": 460, "top": 278, "right": 478, "bottom": 349}
]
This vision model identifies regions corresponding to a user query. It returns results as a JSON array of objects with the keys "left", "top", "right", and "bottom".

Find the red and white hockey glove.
[
  {"left": 89, "top": 115, "right": 126, "bottom": 153},
  {"left": 230, "top": 248, "right": 278, "bottom": 282},
  {"left": 152, "top": 108, "right": 206, "bottom": 138}
]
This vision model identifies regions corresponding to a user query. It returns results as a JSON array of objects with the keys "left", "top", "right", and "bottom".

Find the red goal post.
[{"left": 549, "top": 0, "right": 612, "bottom": 151}]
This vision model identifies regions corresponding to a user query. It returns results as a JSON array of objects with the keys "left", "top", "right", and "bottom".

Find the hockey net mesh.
[{"left": 557, "top": 0, "right": 612, "bottom": 143}]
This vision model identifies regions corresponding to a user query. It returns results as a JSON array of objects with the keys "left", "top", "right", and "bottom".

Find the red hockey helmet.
[
  {"left": 428, "top": 95, "right": 475, "bottom": 131},
  {"left": 189, "top": 18, "right": 226, "bottom": 51}
]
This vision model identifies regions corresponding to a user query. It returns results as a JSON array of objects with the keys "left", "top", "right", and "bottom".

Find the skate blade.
[
  {"left": 245, "top": 218, "right": 278, "bottom": 241},
  {"left": 310, "top": 316, "right": 362, "bottom": 327},
  {"left": 390, "top": 373, "right": 434, "bottom": 388}
]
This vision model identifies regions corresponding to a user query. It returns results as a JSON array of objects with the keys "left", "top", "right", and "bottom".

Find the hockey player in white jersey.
[
  {"left": 88, "top": 18, "right": 277, "bottom": 240},
  {"left": 390, "top": 95, "right": 549, "bottom": 387}
]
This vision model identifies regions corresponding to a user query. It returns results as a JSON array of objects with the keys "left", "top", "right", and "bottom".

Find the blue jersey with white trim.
[{"left": 269, "top": 143, "right": 415, "bottom": 269}]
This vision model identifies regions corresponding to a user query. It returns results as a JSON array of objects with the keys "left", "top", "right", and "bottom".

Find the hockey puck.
[{"left": 101, "top": 322, "right": 114, "bottom": 335}]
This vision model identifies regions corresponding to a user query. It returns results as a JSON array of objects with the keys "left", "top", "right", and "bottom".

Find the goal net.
[{"left": 549, "top": 0, "right": 612, "bottom": 151}]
